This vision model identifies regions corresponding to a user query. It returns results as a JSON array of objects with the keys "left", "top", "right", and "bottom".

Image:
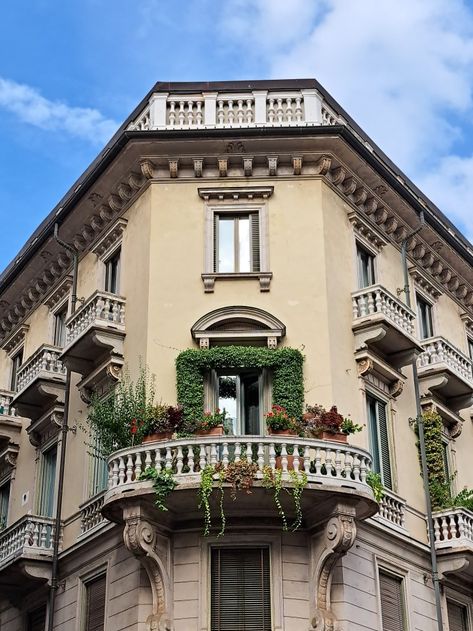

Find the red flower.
[{"left": 130, "top": 418, "right": 138, "bottom": 435}]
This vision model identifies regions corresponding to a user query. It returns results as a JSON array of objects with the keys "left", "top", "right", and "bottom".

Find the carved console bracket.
[{"left": 310, "top": 504, "right": 357, "bottom": 631}]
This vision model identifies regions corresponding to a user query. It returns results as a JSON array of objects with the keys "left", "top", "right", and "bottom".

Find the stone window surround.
[
  {"left": 92, "top": 218, "right": 127, "bottom": 295},
  {"left": 349, "top": 209, "right": 388, "bottom": 254},
  {"left": 34, "top": 433, "right": 61, "bottom": 516},
  {"left": 201, "top": 187, "right": 271, "bottom": 293},
  {"left": 444, "top": 588, "right": 473, "bottom": 629},
  {"left": 199, "top": 533, "right": 284, "bottom": 631},
  {"left": 75, "top": 561, "right": 110, "bottom": 631},
  {"left": 354, "top": 238, "right": 379, "bottom": 290},
  {"left": 415, "top": 289, "right": 436, "bottom": 340},
  {"left": 374, "top": 555, "right": 413, "bottom": 631},
  {"left": 409, "top": 266, "right": 443, "bottom": 303}
]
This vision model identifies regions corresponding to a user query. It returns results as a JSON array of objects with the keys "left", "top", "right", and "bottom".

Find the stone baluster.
[
  {"left": 217, "top": 100, "right": 225, "bottom": 125},
  {"left": 178, "top": 101, "right": 185, "bottom": 126},
  {"left": 188, "top": 445, "right": 195, "bottom": 473},
  {"left": 237, "top": 100, "right": 244, "bottom": 124},
  {"left": 246, "top": 99, "right": 253, "bottom": 123},
  {"left": 267, "top": 98, "right": 275, "bottom": 124},
  {"left": 195, "top": 101, "right": 203, "bottom": 126},
  {"left": 227, "top": 100, "right": 235, "bottom": 125},
  {"left": 176, "top": 446, "right": 184, "bottom": 474},
  {"left": 295, "top": 96, "right": 303, "bottom": 122},
  {"left": 286, "top": 98, "right": 293, "bottom": 123},
  {"left": 187, "top": 101, "right": 194, "bottom": 126},
  {"left": 168, "top": 100, "right": 176, "bottom": 126}
]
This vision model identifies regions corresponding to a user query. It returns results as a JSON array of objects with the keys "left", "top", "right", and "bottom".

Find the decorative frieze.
[
  {"left": 43, "top": 276, "right": 73, "bottom": 310},
  {"left": 348, "top": 211, "right": 388, "bottom": 252},
  {"left": 198, "top": 186, "right": 273, "bottom": 201}
]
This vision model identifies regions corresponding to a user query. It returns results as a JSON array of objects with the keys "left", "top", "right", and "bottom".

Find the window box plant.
[
  {"left": 195, "top": 409, "right": 226, "bottom": 436},
  {"left": 265, "top": 405, "right": 297, "bottom": 436},
  {"left": 141, "top": 404, "right": 183, "bottom": 443},
  {"left": 302, "top": 404, "right": 362, "bottom": 442}
]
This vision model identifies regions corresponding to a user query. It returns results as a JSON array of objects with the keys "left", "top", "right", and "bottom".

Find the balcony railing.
[
  {"left": 418, "top": 337, "right": 473, "bottom": 384},
  {"left": 0, "top": 515, "right": 61, "bottom": 570},
  {"left": 374, "top": 488, "right": 406, "bottom": 531},
  {"left": 65, "top": 291, "right": 126, "bottom": 347},
  {"left": 106, "top": 436, "right": 373, "bottom": 495},
  {"left": 79, "top": 492, "right": 108, "bottom": 537},
  {"left": 432, "top": 508, "right": 473, "bottom": 550},
  {"left": 15, "top": 345, "right": 66, "bottom": 394},
  {"left": 352, "top": 284, "right": 416, "bottom": 337},
  {"left": 0, "top": 390, "right": 16, "bottom": 416}
]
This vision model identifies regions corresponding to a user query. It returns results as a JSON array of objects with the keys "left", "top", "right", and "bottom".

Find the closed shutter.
[
  {"left": 211, "top": 547, "right": 271, "bottom": 631},
  {"left": 38, "top": 445, "right": 57, "bottom": 517},
  {"left": 379, "top": 571, "right": 405, "bottom": 631},
  {"left": 85, "top": 574, "right": 106, "bottom": 631},
  {"left": 447, "top": 600, "right": 468, "bottom": 631},
  {"left": 27, "top": 606, "right": 46, "bottom": 631},
  {"left": 250, "top": 213, "right": 260, "bottom": 272},
  {"left": 213, "top": 213, "right": 218, "bottom": 272},
  {"left": 377, "top": 401, "right": 392, "bottom": 490}
]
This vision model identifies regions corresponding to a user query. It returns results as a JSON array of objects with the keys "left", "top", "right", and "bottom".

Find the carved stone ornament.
[
  {"left": 450, "top": 421, "right": 463, "bottom": 439},
  {"left": 293, "top": 156, "right": 303, "bottom": 176},
  {"left": 123, "top": 516, "right": 173, "bottom": 631},
  {"left": 218, "top": 158, "right": 228, "bottom": 177},
  {"left": 389, "top": 379, "right": 404, "bottom": 398},
  {"left": 193, "top": 158, "right": 203, "bottom": 178},
  {"left": 357, "top": 357, "right": 374, "bottom": 377},
  {"left": 310, "top": 506, "right": 357, "bottom": 631},
  {"left": 168, "top": 159, "right": 179, "bottom": 179},
  {"left": 267, "top": 156, "right": 278, "bottom": 176},
  {"left": 314, "top": 155, "right": 332, "bottom": 176}
]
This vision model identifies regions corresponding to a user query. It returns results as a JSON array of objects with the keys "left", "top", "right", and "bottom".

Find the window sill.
[{"left": 201, "top": 272, "right": 272, "bottom": 293}]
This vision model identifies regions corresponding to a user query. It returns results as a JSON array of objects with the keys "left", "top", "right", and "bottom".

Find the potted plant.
[
  {"left": 195, "top": 409, "right": 226, "bottom": 436},
  {"left": 265, "top": 405, "right": 297, "bottom": 436},
  {"left": 302, "top": 404, "right": 362, "bottom": 442},
  {"left": 142, "top": 404, "right": 183, "bottom": 443}
]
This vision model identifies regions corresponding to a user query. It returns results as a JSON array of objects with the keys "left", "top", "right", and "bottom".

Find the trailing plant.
[
  {"left": 262, "top": 466, "right": 307, "bottom": 531},
  {"left": 176, "top": 346, "right": 304, "bottom": 433},
  {"left": 199, "top": 465, "right": 218, "bottom": 536},
  {"left": 265, "top": 405, "right": 297, "bottom": 432},
  {"left": 263, "top": 466, "right": 287, "bottom": 530},
  {"left": 224, "top": 461, "right": 258, "bottom": 500},
  {"left": 139, "top": 468, "right": 177, "bottom": 511},
  {"left": 289, "top": 469, "right": 308, "bottom": 530},
  {"left": 366, "top": 471, "right": 384, "bottom": 503}
]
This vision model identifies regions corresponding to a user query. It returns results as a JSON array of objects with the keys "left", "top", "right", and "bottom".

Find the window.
[
  {"left": 441, "top": 439, "right": 452, "bottom": 498},
  {"left": 84, "top": 573, "right": 106, "bottom": 631},
  {"left": 211, "top": 547, "right": 271, "bottom": 631},
  {"left": 53, "top": 306, "right": 68, "bottom": 347},
  {"left": 379, "top": 570, "right": 406, "bottom": 631},
  {"left": 447, "top": 600, "right": 468, "bottom": 631},
  {"left": 468, "top": 337, "right": 473, "bottom": 361},
  {"left": 357, "top": 244, "right": 375, "bottom": 289},
  {"left": 367, "top": 394, "right": 392, "bottom": 489},
  {"left": 212, "top": 371, "right": 264, "bottom": 435},
  {"left": 37, "top": 444, "right": 57, "bottom": 517},
  {"left": 214, "top": 213, "right": 260, "bottom": 273},
  {"left": 104, "top": 249, "right": 121, "bottom": 294},
  {"left": 89, "top": 435, "right": 108, "bottom": 497},
  {"left": 10, "top": 348, "right": 23, "bottom": 391},
  {"left": 0, "top": 480, "right": 10, "bottom": 529},
  {"left": 27, "top": 606, "right": 46, "bottom": 631},
  {"left": 417, "top": 295, "right": 434, "bottom": 339}
]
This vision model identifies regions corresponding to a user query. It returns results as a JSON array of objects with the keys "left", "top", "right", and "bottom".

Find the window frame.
[
  {"left": 76, "top": 562, "right": 109, "bottom": 631},
  {"left": 0, "top": 477, "right": 11, "bottom": 530},
  {"left": 366, "top": 391, "right": 394, "bottom": 490},
  {"left": 52, "top": 301, "right": 69, "bottom": 348},
  {"left": 445, "top": 590, "right": 472, "bottom": 631},
  {"left": 356, "top": 241, "right": 376, "bottom": 289},
  {"left": 416, "top": 292, "right": 434, "bottom": 340},
  {"left": 376, "top": 565, "right": 410, "bottom": 631},
  {"left": 10, "top": 346, "right": 24, "bottom": 391},
  {"left": 104, "top": 247, "right": 121, "bottom": 295},
  {"left": 35, "top": 440, "right": 59, "bottom": 518},
  {"left": 467, "top": 335, "right": 473, "bottom": 362}
]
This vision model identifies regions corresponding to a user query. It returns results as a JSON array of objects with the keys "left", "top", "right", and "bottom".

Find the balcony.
[
  {"left": 78, "top": 492, "right": 109, "bottom": 539},
  {"left": 432, "top": 508, "right": 473, "bottom": 583},
  {"left": 103, "top": 435, "right": 377, "bottom": 531},
  {"left": 12, "top": 345, "right": 66, "bottom": 421},
  {"left": 352, "top": 284, "right": 422, "bottom": 369},
  {"left": 417, "top": 337, "right": 473, "bottom": 413},
  {"left": 370, "top": 488, "right": 407, "bottom": 534},
  {"left": 61, "top": 291, "right": 126, "bottom": 396},
  {"left": 0, "top": 515, "right": 61, "bottom": 598}
]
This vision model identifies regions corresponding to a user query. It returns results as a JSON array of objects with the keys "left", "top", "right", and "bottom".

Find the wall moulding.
[
  {"left": 348, "top": 210, "right": 388, "bottom": 252},
  {"left": 2, "top": 324, "right": 30, "bottom": 356},
  {"left": 43, "top": 276, "right": 73, "bottom": 310},
  {"left": 92, "top": 218, "right": 128, "bottom": 260}
]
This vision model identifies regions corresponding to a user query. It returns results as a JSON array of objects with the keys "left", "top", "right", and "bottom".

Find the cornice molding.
[
  {"left": 2, "top": 324, "right": 29, "bottom": 355},
  {"left": 198, "top": 186, "right": 274, "bottom": 201},
  {"left": 409, "top": 266, "right": 442, "bottom": 301},
  {"left": 92, "top": 218, "right": 128, "bottom": 260},
  {"left": 43, "top": 275, "right": 73, "bottom": 310},
  {"left": 348, "top": 210, "right": 388, "bottom": 252}
]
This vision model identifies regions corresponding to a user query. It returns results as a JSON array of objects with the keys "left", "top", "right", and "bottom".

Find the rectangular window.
[
  {"left": 214, "top": 213, "right": 260, "bottom": 273},
  {"left": 53, "top": 306, "right": 68, "bottom": 347},
  {"left": 27, "top": 606, "right": 46, "bottom": 631},
  {"left": 105, "top": 249, "right": 121, "bottom": 294},
  {"left": 447, "top": 600, "right": 468, "bottom": 631},
  {"left": 10, "top": 348, "right": 23, "bottom": 391},
  {"left": 211, "top": 547, "right": 271, "bottom": 631},
  {"left": 367, "top": 394, "right": 392, "bottom": 489},
  {"left": 0, "top": 480, "right": 10, "bottom": 529},
  {"left": 468, "top": 337, "right": 473, "bottom": 361},
  {"left": 417, "top": 295, "right": 434, "bottom": 339},
  {"left": 213, "top": 370, "right": 263, "bottom": 435},
  {"left": 89, "top": 435, "right": 108, "bottom": 497},
  {"left": 357, "top": 244, "right": 375, "bottom": 289},
  {"left": 379, "top": 570, "right": 406, "bottom": 631},
  {"left": 38, "top": 444, "right": 57, "bottom": 517},
  {"left": 84, "top": 573, "right": 106, "bottom": 631}
]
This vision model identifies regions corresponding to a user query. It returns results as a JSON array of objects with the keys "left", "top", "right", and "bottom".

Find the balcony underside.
[
  {"left": 12, "top": 378, "right": 65, "bottom": 422},
  {"left": 418, "top": 369, "right": 473, "bottom": 413},
  {"left": 437, "top": 548, "right": 473, "bottom": 585},
  {"left": 0, "top": 556, "right": 52, "bottom": 603},
  {"left": 61, "top": 326, "right": 125, "bottom": 377},
  {"left": 353, "top": 319, "right": 422, "bottom": 369}
]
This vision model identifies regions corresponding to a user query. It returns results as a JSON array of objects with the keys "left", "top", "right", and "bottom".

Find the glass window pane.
[
  {"left": 357, "top": 246, "right": 375, "bottom": 288},
  {"left": 54, "top": 308, "right": 67, "bottom": 347},
  {"left": 238, "top": 217, "right": 251, "bottom": 273},
  {"left": 39, "top": 445, "right": 57, "bottom": 517},
  {"left": 218, "top": 375, "right": 237, "bottom": 434},
  {"left": 105, "top": 250, "right": 121, "bottom": 294},
  {"left": 217, "top": 218, "right": 235, "bottom": 272},
  {"left": 417, "top": 296, "right": 433, "bottom": 339}
]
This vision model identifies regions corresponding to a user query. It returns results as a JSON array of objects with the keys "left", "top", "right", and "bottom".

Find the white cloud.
[
  {"left": 220, "top": 0, "right": 473, "bottom": 239},
  {"left": 0, "top": 77, "right": 118, "bottom": 144}
]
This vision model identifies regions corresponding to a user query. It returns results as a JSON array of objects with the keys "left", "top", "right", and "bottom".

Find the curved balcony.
[
  {"left": 103, "top": 435, "right": 377, "bottom": 531},
  {"left": 432, "top": 508, "right": 473, "bottom": 583}
]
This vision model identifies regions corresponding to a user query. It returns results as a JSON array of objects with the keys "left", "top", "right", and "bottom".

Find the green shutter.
[
  {"left": 85, "top": 574, "right": 106, "bottom": 631},
  {"left": 213, "top": 213, "right": 218, "bottom": 272},
  {"left": 447, "top": 600, "right": 468, "bottom": 631},
  {"left": 250, "top": 213, "right": 260, "bottom": 272},
  {"left": 379, "top": 571, "right": 405, "bottom": 631},
  {"left": 377, "top": 401, "right": 392, "bottom": 490},
  {"left": 211, "top": 547, "right": 271, "bottom": 631},
  {"left": 38, "top": 445, "right": 57, "bottom": 517}
]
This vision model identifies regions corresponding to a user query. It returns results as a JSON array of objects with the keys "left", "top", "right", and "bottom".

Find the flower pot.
[
  {"left": 142, "top": 431, "right": 173, "bottom": 443},
  {"left": 275, "top": 455, "right": 295, "bottom": 470},
  {"left": 268, "top": 428, "right": 297, "bottom": 436},
  {"left": 195, "top": 425, "right": 224, "bottom": 437},
  {"left": 321, "top": 431, "right": 347, "bottom": 443}
]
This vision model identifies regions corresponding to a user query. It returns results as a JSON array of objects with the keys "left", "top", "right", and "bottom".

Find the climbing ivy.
[{"left": 176, "top": 346, "right": 304, "bottom": 433}]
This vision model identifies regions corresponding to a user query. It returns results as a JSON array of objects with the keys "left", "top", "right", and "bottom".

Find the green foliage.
[
  {"left": 265, "top": 404, "right": 297, "bottom": 432},
  {"left": 262, "top": 466, "right": 307, "bottom": 531},
  {"left": 139, "top": 468, "right": 176, "bottom": 511},
  {"left": 199, "top": 465, "right": 219, "bottom": 536},
  {"left": 448, "top": 488, "right": 473, "bottom": 512},
  {"left": 366, "top": 471, "right": 384, "bottom": 503},
  {"left": 176, "top": 346, "right": 304, "bottom": 432}
]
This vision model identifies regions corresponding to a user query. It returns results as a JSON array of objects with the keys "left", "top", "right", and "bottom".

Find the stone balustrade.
[
  {"left": 0, "top": 515, "right": 61, "bottom": 570},
  {"left": 106, "top": 435, "right": 373, "bottom": 496},
  {"left": 16, "top": 345, "right": 66, "bottom": 394},
  {"left": 65, "top": 291, "right": 126, "bottom": 347},
  {"left": 432, "top": 508, "right": 473, "bottom": 549},
  {"left": 0, "top": 390, "right": 16, "bottom": 416},
  {"left": 418, "top": 336, "right": 473, "bottom": 383},
  {"left": 129, "top": 88, "right": 328, "bottom": 131},
  {"left": 79, "top": 492, "right": 107, "bottom": 536},
  {"left": 352, "top": 284, "right": 416, "bottom": 337},
  {"left": 375, "top": 488, "right": 406, "bottom": 530}
]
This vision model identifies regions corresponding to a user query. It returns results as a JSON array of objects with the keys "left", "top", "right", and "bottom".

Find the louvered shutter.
[
  {"left": 27, "top": 606, "right": 46, "bottom": 631},
  {"left": 211, "top": 547, "right": 271, "bottom": 631},
  {"left": 85, "top": 574, "right": 106, "bottom": 631},
  {"left": 447, "top": 600, "right": 467, "bottom": 631},
  {"left": 250, "top": 213, "right": 260, "bottom": 272},
  {"left": 377, "top": 401, "right": 392, "bottom": 490},
  {"left": 379, "top": 571, "right": 405, "bottom": 631}
]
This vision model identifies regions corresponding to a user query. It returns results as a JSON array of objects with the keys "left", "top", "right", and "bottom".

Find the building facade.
[{"left": 0, "top": 79, "right": 472, "bottom": 630}]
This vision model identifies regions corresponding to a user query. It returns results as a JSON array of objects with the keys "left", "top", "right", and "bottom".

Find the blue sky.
[{"left": 2, "top": 0, "right": 473, "bottom": 273}]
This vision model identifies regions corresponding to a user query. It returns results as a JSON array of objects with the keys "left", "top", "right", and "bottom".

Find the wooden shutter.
[
  {"left": 27, "top": 606, "right": 46, "bottom": 631},
  {"left": 447, "top": 600, "right": 468, "bottom": 631},
  {"left": 250, "top": 213, "right": 260, "bottom": 272},
  {"left": 85, "top": 573, "right": 106, "bottom": 631},
  {"left": 38, "top": 445, "right": 57, "bottom": 517},
  {"left": 377, "top": 401, "right": 392, "bottom": 490},
  {"left": 379, "top": 571, "right": 405, "bottom": 631},
  {"left": 211, "top": 547, "right": 271, "bottom": 631}
]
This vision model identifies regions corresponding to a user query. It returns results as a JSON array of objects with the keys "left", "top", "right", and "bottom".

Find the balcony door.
[{"left": 213, "top": 370, "right": 263, "bottom": 435}]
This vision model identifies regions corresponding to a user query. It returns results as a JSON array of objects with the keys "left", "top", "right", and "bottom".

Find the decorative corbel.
[
  {"left": 293, "top": 156, "right": 303, "bottom": 176},
  {"left": 123, "top": 515, "right": 173, "bottom": 631},
  {"left": 243, "top": 157, "right": 253, "bottom": 177},
  {"left": 218, "top": 158, "right": 228, "bottom": 177},
  {"left": 310, "top": 505, "right": 357, "bottom": 630},
  {"left": 168, "top": 159, "right": 179, "bottom": 179},
  {"left": 314, "top": 155, "right": 332, "bottom": 176},
  {"left": 267, "top": 156, "right": 278, "bottom": 176},
  {"left": 193, "top": 159, "right": 203, "bottom": 178},
  {"left": 141, "top": 159, "right": 156, "bottom": 180}
]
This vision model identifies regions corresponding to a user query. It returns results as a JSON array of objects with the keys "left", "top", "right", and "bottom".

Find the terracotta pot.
[
  {"left": 275, "top": 455, "right": 295, "bottom": 470},
  {"left": 321, "top": 431, "right": 348, "bottom": 443},
  {"left": 195, "top": 425, "right": 224, "bottom": 437},
  {"left": 142, "top": 431, "right": 173, "bottom": 443},
  {"left": 268, "top": 428, "right": 297, "bottom": 436}
]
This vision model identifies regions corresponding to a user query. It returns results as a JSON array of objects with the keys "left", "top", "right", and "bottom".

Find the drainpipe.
[
  {"left": 400, "top": 211, "right": 444, "bottom": 631},
  {"left": 46, "top": 225, "right": 78, "bottom": 631}
]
